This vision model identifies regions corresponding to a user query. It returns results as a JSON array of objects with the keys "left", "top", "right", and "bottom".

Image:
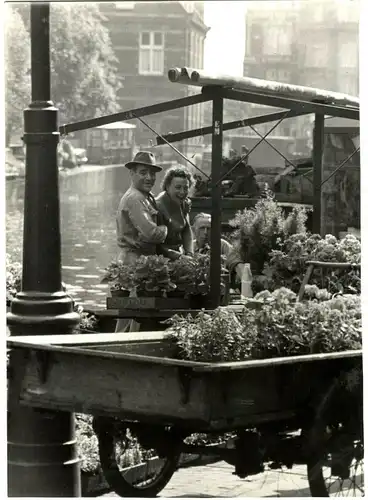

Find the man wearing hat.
[{"left": 115, "top": 151, "right": 167, "bottom": 331}]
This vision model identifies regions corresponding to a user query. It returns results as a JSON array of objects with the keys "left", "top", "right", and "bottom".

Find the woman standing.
[{"left": 155, "top": 166, "right": 194, "bottom": 260}]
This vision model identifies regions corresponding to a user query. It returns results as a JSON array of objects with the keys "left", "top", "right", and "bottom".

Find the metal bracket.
[
  {"left": 34, "top": 350, "right": 52, "bottom": 385},
  {"left": 178, "top": 368, "right": 192, "bottom": 405}
]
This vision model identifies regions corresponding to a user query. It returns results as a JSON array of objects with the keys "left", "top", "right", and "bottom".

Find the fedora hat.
[{"left": 125, "top": 151, "right": 162, "bottom": 172}]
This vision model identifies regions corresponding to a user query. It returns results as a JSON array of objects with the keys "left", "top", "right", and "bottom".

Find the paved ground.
[{"left": 102, "top": 461, "right": 312, "bottom": 497}]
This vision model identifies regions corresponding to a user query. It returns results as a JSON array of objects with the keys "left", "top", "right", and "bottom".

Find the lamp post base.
[{"left": 8, "top": 407, "right": 81, "bottom": 497}]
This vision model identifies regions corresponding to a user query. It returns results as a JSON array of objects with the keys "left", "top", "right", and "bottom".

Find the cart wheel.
[
  {"left": 93, "top": 417, "right": 181, "bottom": 497},
  {"left": 306, "top": 368, "right": 364, "bottom": 497}
]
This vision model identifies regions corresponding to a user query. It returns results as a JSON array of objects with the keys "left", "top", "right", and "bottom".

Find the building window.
[
  {"left": 139, "top": 31, "right": 164, "bottom": 75},
  {"left": 248, "top": 24, "right": 263, "bottom": 56},
  {"left": 338, "top": 40, "right": 358, "bottom": 69},
  {"left": 266, "top": 69, "right": 277, "bottom": 80},
  {"left": 339, "top": 74, "right": 358, "bottom": 96},
  {"left": 278, "top": 70, "right": 290, "bottom": 82},
  {"left": 264, "top": 27, "right": 291, "bottom": 56},
  {"left": 305, "top": 43, "right": 328, "bottom": 67}
]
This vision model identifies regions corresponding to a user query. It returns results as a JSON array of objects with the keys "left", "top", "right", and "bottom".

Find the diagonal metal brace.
[
  {"left": 215, "top": 109, "right": 293, "bottom": 187},
  {"left": 135, "top": 115, "right": 211, "bottom": 180},
  {"left": 248, "top": 123, "right": 298, "bottom": 171},
  {"left": 321, "top": 146, "right": 360, "bottom": 187}
]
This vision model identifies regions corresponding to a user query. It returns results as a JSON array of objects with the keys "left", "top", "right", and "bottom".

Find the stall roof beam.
[
  {"left": 168, "top": 67, "right": 359, "bottom": 108},
  {"left": 156, "top": 109, "right": 310, "bottom": 145},
  {"left": 60, "top": 93, "right": 211, "bottom": 135},
  {"left": 212, "top": 88, "right": 359, "bottom": 121}
]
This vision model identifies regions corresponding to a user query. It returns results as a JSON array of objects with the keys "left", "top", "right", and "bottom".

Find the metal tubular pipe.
[
  {"left": 156, "top": 109, "right": 309, "bottom": 145},
  {"left": 210, "top": 95, "right": 223, "bottom": 308},
  {"left": 312, "top": 114, "right": 325, "bottom": 235},
  {"left": 219, "top": 88, "right": 359, "bottom": 121},
  {"left": 60, "top": 93, "right": 211, "bottom": 135},
  {"left": 7, "top": 3, "right": 80, "bottom": 497},
  {"left": 168, "top": 67, "right": 359, "bottom": 108}
]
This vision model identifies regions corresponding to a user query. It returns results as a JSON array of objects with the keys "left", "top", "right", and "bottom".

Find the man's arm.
[
  {"left": 158, "top": 245, "right": 183, "bottom": 260},
  {"left": 127, "top": 197, "right": 167, "bottom": 243}
]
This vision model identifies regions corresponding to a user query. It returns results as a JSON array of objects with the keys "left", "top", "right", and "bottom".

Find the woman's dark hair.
[{"left": 161, "top": 166, "right": 194, "bottom": 192}]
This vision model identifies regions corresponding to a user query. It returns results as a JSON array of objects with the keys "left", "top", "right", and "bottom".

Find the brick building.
[
  {"left": 99, "top": 2, "right": 209, "bottom": 156},
  {"left": 242, "top": 0, "right": 359, "bottom": 154}
]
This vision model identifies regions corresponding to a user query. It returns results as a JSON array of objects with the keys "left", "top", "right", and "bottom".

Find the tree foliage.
[
  {"left": 5, "top": 6, "right": 31, "bottom": 144},
  {"left": 5, "top": 4, "right": 121, "bottom": 143},
  {"left": 49, "top": 3, "right": 121, "bottom": 124}
]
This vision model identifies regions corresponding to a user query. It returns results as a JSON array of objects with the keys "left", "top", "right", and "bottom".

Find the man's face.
[
  {"left": 195, "top": 220, "right": 211, "bottom": 248},
  {"left": 130, "top": 164, "right": 156, "bottom": 193}
]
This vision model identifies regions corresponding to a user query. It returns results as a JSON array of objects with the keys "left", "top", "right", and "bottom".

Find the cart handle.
[
  {"left": 305, "top": 260, "right": 360, "bottom": 270},
  {"left": 298, "top": 261, "right": 360, "bottom": 300}
]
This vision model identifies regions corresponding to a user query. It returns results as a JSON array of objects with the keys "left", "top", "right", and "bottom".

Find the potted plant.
[
  {"left": 168, "top": 256, "right": 199, "bottom": 298},
  {"left": 101, "top": 261, "right": 134, "bottom": 297},
  {"left": 169, "top": 254, "right": 228, "bottom": 308},
  {"left": 133, "top": 255, "right": 176, "bottom": 297}
]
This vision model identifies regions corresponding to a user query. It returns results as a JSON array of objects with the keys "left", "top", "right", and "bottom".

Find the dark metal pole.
[
  {"left": 312, "top": 114, "right": 325, "bottom": 235},
  {"left": 210, "top": 94, "right": 223, "bottom": 307},
  {"left": 7, "top": 3, "right": 80, "bottom": 496}
]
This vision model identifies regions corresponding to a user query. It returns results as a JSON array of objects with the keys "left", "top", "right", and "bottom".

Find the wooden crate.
[{"left": 106, "top": 296, "right": 190, "bottom": 310}]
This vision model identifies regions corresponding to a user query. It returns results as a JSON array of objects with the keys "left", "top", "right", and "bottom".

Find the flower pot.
[
  {"left": 167, "top": 290, "right": 186, "bottom": 298},
  {"left": 189, "top": 294, "right": 209, "bottom": 309},
  {"left": 110, "top": 289, "right": 130, "bottom": 297},
  {"left": 137, "top": 290, "right": 164, "bottom": 298}
]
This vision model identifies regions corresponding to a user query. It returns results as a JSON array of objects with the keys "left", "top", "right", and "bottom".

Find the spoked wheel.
[
  {"left": 307, "top": 429, "right": 364, "bottom": 497},
  {"left": 306, "top": 367, "right": 364, "bottom": 497},
  {"left": 93, "top": 417, "right": 181, "bottom": 497}
]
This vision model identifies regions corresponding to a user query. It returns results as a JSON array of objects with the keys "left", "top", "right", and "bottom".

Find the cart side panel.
[
  {"left": 206, "top": 357, "right": 362, "bottom": 427},
  {"left": 14, "top": 348, "right": 209, "bottom": 425}
]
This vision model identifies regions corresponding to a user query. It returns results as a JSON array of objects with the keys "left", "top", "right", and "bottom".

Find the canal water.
[{"left": 6, "top": 165, "right": 168, "bottom": 310}]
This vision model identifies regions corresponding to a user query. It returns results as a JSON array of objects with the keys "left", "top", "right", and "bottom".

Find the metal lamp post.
[{"left": 7, "top": 3, "right": 80, "bottom": 496}]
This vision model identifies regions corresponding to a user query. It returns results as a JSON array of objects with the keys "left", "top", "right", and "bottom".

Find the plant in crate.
[
  {"left": 133, "top": 255, "right": 176, "bottom": 297},
  {"left": 261, "top": 233, "right": 361, "bottom": 294},
  {"left": 167, "top": 256, "right": 198, "bottom": 297},
  {"left": 169, "top": 254, "right": 228, "bottom": 307},
  {"left": 101, "top": 260, "right": 134, "bottom": 296},
  {"left": 165, "top": 308, "right": 252, "bottom": 362}
]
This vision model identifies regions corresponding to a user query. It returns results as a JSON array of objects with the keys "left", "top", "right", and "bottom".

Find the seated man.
[{"left": 192, "top": 213, "right": 245, "bottom": 282}]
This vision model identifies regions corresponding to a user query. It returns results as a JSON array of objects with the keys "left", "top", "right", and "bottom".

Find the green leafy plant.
[
  {"left": 6, "top": 255, "right": 97, "bottom": 333},
  {"left": 6, "top": 253, "right": 22, "bottom": 305},
  {"left": 165, "top": 308, "right": 253, "bottom": 362},
  {"left": 165, "top": 287, "right": 361, "bottom": 363},
  {"left": 261, "top": 233, "right": 361, "bottom": 294},
  {"left": 75, "top": 414, "right": 152, "bottom": 475},
  {"left": 101, "top": 260, "right": 134, "bottom": 292},
  {"left": 247, "top": 288, "right": 362, "bottom": 358},
  {"left": 133, "top": 255, "right": 176, "bottom": 294},
  {"left": 229, "top": 192, "right": 308, "bottom": 276},
  {"left": 169, "top": 253, "right": 227, "bottom": 297}
]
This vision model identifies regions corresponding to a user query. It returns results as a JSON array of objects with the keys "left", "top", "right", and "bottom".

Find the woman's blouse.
[{"left": 155, "top": 191, "right": 192, "bottom": 257}]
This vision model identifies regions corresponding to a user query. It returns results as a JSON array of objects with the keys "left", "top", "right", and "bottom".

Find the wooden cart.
[{"left": 8, "top": 331, "right": 363, "bottom": 497}]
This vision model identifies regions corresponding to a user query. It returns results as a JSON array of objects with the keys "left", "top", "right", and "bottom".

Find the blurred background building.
[
  {"left": 99, "top": 1, "right": 209, "bottom": 157},
  {"left": 240, "top": 0, "right": 359, "bottom": 155}
]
